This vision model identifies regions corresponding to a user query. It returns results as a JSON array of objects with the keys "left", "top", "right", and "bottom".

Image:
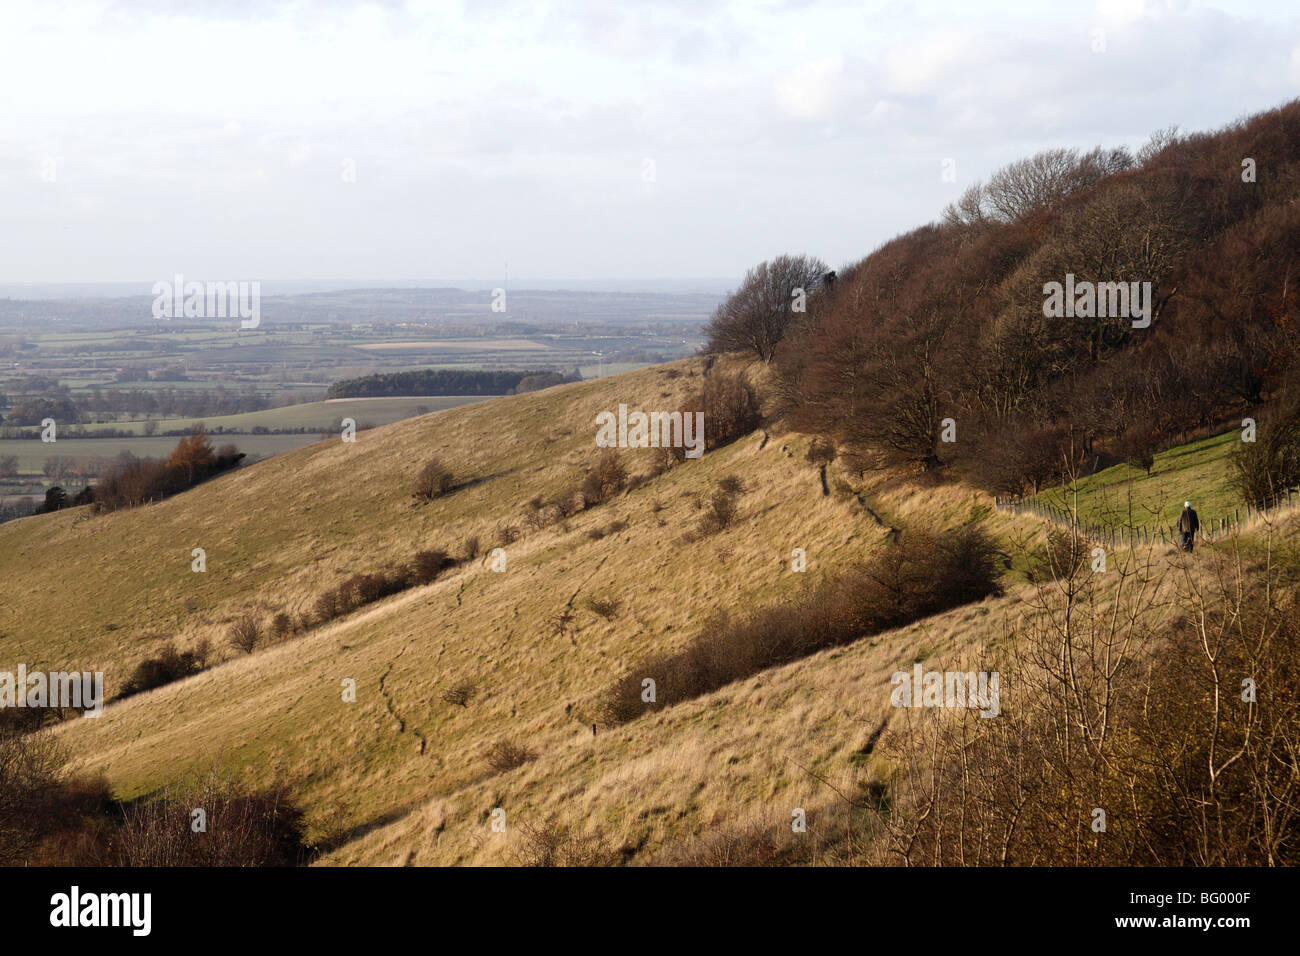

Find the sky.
[{"left": 0, "top": 0, "right": 1297, "bottom": 286}]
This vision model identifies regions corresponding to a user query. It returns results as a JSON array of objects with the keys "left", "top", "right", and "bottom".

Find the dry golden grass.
[{"left": 4, "top": 355, "right": 1278, "bottom": 865}]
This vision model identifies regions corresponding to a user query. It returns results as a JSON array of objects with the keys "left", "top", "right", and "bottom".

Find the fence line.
[{"left": 993, "top": 487, "right": 1298, "bottom": 548}]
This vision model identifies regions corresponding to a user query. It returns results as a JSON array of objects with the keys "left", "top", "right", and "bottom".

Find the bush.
[
  {"left": 513, "top": 819, "right": 620, "bottom": 867},
  {"left": 229, "top": 615, "right": 262, "bottom": 655},
  {"left": 314, "top": 590, "right": 341, "bottom": 624},
  {"left": 440, "top": 681, "right": 477, "bottom": 708},
  {"left": 462, "top": 535, "right": 481, "bottom": 561},
  {"left": 411, "top": 549, "right": 454, "bottom": 584},
  {"left": 602, "top": 524, "right": 1002, "bottom": 723},
  {"left": 0, "top": 728, "right": 112, "bottom": 866},
  {"left": 413, "top": 459, "right": 455, "bottom": 501},
  {"left": 115, "top": 772, "right": 312, "bottom": 866},
  {"left": 270, "top": 612, "right": 294, "bottom": 639},
  {"left": 699, "top": 477, "right": 744, "bottom": 535},
  {"left": 580, "top": 450, "right": 627, "bottom": 507},
  {"left": 357, "top": 570, "right": 406, "bottom": 604},
  {"left": 699, "top": 489, "right": 739, "bottom": 535},
  {"left": 1029, "top": 527, "right": 1089, "bottom": 583},
  {"left": 118, "top": 643, "right": 206, "bottom": 699},
  {"left": 1229, "top": 393, "right": 1300, "bottom": 507},
  {"left": 806, "top": 438, "right": 836, "bottom": 464},
  {"left": 547, "top": 489, "right": 581, "bottom": 519},
  {"left": 583, "top": 595, "right": 622, "bottom": 619},
  {"left": 486, "top": 740, "right": 535, "bottom": 774},
  {"left": 684, "top": 369, "right": 761, "bottom": 453}
]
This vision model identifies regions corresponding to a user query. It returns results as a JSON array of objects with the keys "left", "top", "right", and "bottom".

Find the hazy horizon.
[
  {"left": 0, "top": 278, "right": 739, "bottom": 300},
  {"left": 2, "top": 0, "right": 1298, "bottom": 285}
]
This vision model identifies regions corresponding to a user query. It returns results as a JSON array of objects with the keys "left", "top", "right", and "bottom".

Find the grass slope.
[
  {"left": 1034, "top": 430, "right": 1243, "bottom": 530},
  {"left": 3, "top": 358, "right": 1198, "bottom": 864}
]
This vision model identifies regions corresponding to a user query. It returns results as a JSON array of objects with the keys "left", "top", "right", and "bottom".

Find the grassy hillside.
[
  {"left": 1034, "top": 430, "right": 1243, "bottom": 530},
  {"left": 5, "top": 359, "right": 1287, "bottom": 865},
  {"left": 0, "top": 358, "right": 1020, "bottom": 862}
]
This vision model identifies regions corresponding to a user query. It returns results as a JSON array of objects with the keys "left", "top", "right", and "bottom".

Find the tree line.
[
  {"left": 325, "top": 368, "right": 580, "bottom": 399},
  {"left": 707, "top": 100, "right": 1300, "bottom": 501}
]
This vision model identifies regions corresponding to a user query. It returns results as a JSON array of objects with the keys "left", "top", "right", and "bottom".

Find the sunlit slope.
[
  {"left": 48, "top": 421, "right": 907, "bottom": 854},
  {"left": 25, "top": 355, "right": 1041, "bottom": 863},
  {"left": 0, "top": 361, "right": 703, "bottom": 689}
]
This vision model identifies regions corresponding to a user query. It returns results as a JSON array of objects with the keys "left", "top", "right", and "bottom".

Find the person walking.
[{"left": 1178, "top": 500, "right": 1200, "bottom": 552}]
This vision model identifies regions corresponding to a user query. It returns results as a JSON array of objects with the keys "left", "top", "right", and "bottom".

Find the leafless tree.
[{"left": 706, "top": 254, "right": 829, "bottom": 364}]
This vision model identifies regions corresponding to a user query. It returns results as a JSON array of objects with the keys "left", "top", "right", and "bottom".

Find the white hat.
[{"left": 1185, "top": 501, "right": 1191, "bottom": 508}]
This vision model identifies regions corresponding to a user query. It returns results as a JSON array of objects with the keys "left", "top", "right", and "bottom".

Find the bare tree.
[
  {"left": 706, "top": 254, "right": 829, "bottom": 364},
  {"left": 983, "top": 146, "right": 1132, "bottom": 223},
  {"left": 1136, "top": 125, "right": 1180, "bottom": 165}
]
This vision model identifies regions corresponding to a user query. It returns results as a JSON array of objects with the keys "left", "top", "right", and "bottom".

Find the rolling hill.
[{"left": 4, "top": 356, "right": 1289, "bottom": 865}]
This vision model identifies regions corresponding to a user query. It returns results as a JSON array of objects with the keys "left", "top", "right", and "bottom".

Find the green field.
[
  {"left": 1036, "top": 430, "right": 1243, "bottom": 529},
  {"left": 66, "top": 395, "right": 495, "bottom": 436}
]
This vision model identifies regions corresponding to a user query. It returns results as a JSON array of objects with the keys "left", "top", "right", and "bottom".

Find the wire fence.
[{"left": 994, "top": 487, "right": 1299, "bottom": 549}]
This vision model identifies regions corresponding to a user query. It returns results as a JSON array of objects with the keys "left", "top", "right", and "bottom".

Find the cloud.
[{"left": 0, "top": 0, "right": 1297, "bottom": 281}]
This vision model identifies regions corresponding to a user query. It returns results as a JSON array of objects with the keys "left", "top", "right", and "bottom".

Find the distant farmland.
[
  {"left": 66, "top": 395, "right": 496, "bottom": 436},
  {"left": 0, "top": 434, "right": 318, "bottom": 474},
  {"left": 0, "top": 396, "right": 496, "bottom": 476}
]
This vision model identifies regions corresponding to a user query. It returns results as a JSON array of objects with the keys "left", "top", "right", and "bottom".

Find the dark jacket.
[{"left": 1178, "top": 507, "right": 1199, "bottom": 534}]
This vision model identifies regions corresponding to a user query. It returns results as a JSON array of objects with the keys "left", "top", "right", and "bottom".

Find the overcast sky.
[{"left": 1, "top": 0, "right": 1297, "bottom": 286}]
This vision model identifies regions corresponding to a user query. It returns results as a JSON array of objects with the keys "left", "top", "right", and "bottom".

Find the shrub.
[
  {"left": 486, "top": 740, "right": 535, "bottom": 774},
  {"left": 270, "top": 612, "right": 294, "bottom": 639},
  {"left": 332, "top": 570, "right": 408, "bottom": 612},
  {"left": 413, "top": 458, "right": 455, "bottom": 500},
  {"left": 1029, "top": 527, "right": 1089, "bottom": 583},
  {"left": 357, "top": 570, "right": 406, "bottom": 604},
  {"left": 602, "top": 524, "right": 1002, "bottom": 723},
  {"left": 411, "top": 549, "right": 454, "bottom": 584},
  {"left": 653, "top": 820, "right": 816, "bottom": 866},
  {"left": 440, "top": 681, "right": 477, "bottom": 708},
  {"left": 547, "top": 489, "right": 581, "bottom": 518},
  {"left": 583, "top": 595, "right": 621, "bottom": 620},
  {"left": 115, "top": 772, "right": 312, "bottom": 866},
  {"left": 0, "top": 728, "right": 97, "bottom": 865},
  {"left": 681, "top": 369, "right": 761, "bottom": 454},
  {"left": 806, "top": 438, "right": 836, "bottom": 464},
  {"left": 513, "top": 819, "right": 620, "bottom": 867},
  {"left": 119, "top": 643, "right": 206, "bottom": 698},
  {"left": 699, "top": 479, "right": 744, "bottom": 535},
  {"left": 314, "top": 590, "right": 341, "bottom": 624},
  {"left": 717, "top": 474, "right": 745, "bottom": 496},
  {"left": 229, "top": 615, "right": 262, "bottom": 655},
  {"left": 462, "top": 535, "right": 481, "bottom": 561},
  {"left": 580, "top": 450, "right": 627, "bottom": 507}
]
